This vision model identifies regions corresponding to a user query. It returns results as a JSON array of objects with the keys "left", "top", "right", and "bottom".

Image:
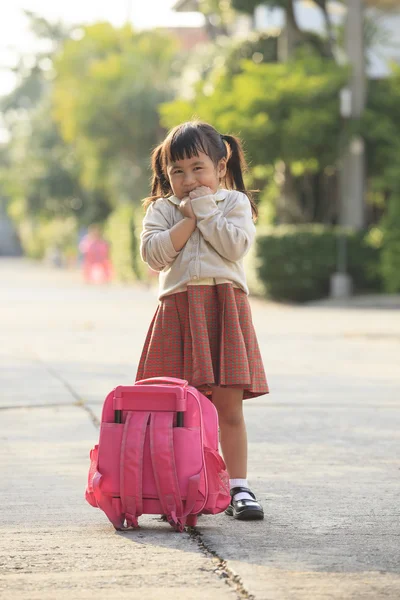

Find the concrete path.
[{"left": 1, "top": 258, "right": 399, "bottom": 600}]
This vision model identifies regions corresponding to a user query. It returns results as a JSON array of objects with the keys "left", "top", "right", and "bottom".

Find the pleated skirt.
[{"left": 136, "top": 284, "right": 269, "bottom": 400}]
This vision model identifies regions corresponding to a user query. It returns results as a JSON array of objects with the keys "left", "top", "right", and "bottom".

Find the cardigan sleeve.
[
  {"left": 190, "top": 192, "right": 255, "bottom": 262},
  {"left": 140, "top": 201, "right": 180, "bottom": 272}
]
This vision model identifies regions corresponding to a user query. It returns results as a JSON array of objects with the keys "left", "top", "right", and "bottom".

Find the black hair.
[{"left": 143, "top": 120, "right": 257, "bottom": 219}]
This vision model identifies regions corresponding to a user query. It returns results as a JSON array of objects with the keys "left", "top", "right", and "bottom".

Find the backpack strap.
[
  {"left": 120, "top": 411, "right": 150, "bottom": 528},
  {"left": 149, "top": 412, "right": 186, "bottom": 530}
]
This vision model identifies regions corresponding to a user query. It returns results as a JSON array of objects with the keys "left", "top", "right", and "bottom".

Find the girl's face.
[{"left": 167, "top": 151, "right": 226, "bottom": 200}]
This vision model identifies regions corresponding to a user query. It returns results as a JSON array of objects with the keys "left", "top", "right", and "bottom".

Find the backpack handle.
[{"left": 135, "top": 377, "right": 188, "bottom": 388}]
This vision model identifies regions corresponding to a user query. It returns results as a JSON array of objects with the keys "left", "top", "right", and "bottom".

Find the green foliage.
[
  {"left": 5, "top": 105, "right": 76, "bottom": 214},
  {"left": 161, "top": 54, "right": 346, "bottom": 225},
  {"left": 244, "top": 238, "right": 266, "bottom": 296},
  {"left": 362, "top": 70, "right": 400, "bottom": 189},
  {"left": 248, "top": 165, "right": 278, "bottom": 226},
  {"left": 360, "top": 68, "right": 400, "bottom": 231},
  {"left": 0, "top": 11, "right": 71, "bottom": 116},
  {"left": 224, "top": 33, "right": 278, "bottom": 74},
  {"left": 199, "top": 0, "right": 236, "bottom": 24},
  {"left": 161, "top": 55, "right": 346, "bottom": 171},
  {"left": 1, "top": 15, "right": 181, "bottom": 263},
  {"left": 0, "top": 12, "right": 102, "bottom": 239},
  {"left": 16, "top": 215, "right": 78, "bottom": 260},
  {"left": 53, "top": 23, "right": 178, "bottom": 201},
  {"left": 104, "top": 204, "right": 146, "bottom": 282},
  {"left": 232, "top": 0, "right": 271, "bottom": 13},
  {"left": 256, "top": 226, "right": 382, "bottom": 302},
  {"left": 23, "top": 10, "right": 71, "bottom": 45},
  {"left": 170, "top": 31, "right": 278, "bottom": 111},
  {"left": 2, "top": 100, "right": 109, "bottom": 227},
  {"left": 231, "top": 0, "right": 329, "bottom": 17},
  {"left": 380, "top": 193, "right": 400, "bottom": 293}
]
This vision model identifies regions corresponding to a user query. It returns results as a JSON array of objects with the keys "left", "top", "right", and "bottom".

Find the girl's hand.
[
  {"left": 189, "top": 186, "right": 213, "bottom": 200},
  {"left": 179, "top": 196, "right": 196, "bottom": 220}
]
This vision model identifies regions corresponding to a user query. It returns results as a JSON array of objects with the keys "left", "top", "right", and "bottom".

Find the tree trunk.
[
  {"left": 321, "top": 4, "right": 335, "bottom": 57},
  {"left": 278, "top": 0, "right": 303, "bottom": 61},
  {"left": 313, "top": 0, "right": 335, "bottom": 58}
]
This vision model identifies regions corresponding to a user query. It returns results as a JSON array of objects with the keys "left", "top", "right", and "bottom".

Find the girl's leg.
[
  {"left": 211, "top": 386, "right": 247, "bottom": 478},
  {"left": 212, "top": 386, "right": 264, "bottom": 520}
]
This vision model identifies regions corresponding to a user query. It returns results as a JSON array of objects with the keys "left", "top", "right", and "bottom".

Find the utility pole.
[
  {"left": 330, "top": 0, "right": 366, "bottom": 298},
  {"left": 341, "top": 0, "right": 366, "bottom": 229}
]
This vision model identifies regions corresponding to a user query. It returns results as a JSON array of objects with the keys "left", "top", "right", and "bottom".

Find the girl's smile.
[{"left": 167, "top": 151, "right": 226, "bottom": 200}]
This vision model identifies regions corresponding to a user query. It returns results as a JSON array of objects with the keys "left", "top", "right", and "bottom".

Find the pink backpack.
[{"left": 85, "top": 377, "right": 230, "bottom": 531}]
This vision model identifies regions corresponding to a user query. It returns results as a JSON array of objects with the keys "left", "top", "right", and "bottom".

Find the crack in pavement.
[
  {"left": 32, "top": 355, "right": 101, "bottom": 428},
  {"left": 187, "top": 526, "right": 256, "bottom": 600}
]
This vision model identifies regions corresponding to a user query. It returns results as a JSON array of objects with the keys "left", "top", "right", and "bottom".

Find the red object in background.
[{"left": 79, "top": 235, "right": 113, "bottom": 284}]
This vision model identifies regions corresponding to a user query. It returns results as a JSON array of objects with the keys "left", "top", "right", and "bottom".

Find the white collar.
[{"left": 168, "top": 189, "right": 227, "bottom": 206}]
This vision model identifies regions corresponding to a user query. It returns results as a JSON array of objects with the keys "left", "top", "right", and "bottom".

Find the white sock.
[{"left": 229, "top": 478, "right": 253, "bottom": 502}]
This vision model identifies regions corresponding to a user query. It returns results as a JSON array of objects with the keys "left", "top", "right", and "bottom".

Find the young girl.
[{"left": 136, "top": 120, "right": 269, "bottom": 520}]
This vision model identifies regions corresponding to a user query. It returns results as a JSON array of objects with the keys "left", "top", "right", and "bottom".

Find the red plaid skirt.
[{"left": 136, "top": 284, "right": 269, "bottom": 399}]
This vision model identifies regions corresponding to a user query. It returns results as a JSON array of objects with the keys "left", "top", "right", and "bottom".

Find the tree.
[
  {"left": 197, "top": 0, "right": 237, "bottom": 38},
  {"left": 52, "top": 22, "right": 178, "bottom": 203},
  {"left": 0, "top": 12, "right": 89, "bottom": 257},
  {"left": 1, "top": 11, "right": 71, "bottom": 117},
  {"left": 161, "top": 53, "right": 346, "bottom": 222},
  {"left": 227, "top": 1, "right": 337, "bottom": 222},
  {"left": 360, "top": 68, "right": 400, "bottom": 288}
]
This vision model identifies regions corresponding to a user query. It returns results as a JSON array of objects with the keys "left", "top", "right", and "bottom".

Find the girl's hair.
[{"left": 143, "top": 120, "right": 258, "bottom": 219}]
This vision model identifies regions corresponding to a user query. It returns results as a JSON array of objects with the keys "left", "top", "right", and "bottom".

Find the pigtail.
[
  {"left": 142, "top": 122, "right": 258, "bottom": 218},
  {"left": 221, "top": 134, "right": 258, "bottom": 220},
  {"left": 143, "top": 144, "right": 172, "bottom": 210}
]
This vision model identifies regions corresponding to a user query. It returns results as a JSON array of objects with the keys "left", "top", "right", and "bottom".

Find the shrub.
[
  {"left": 380, "top": 193, "right": 400, "bottom": 293},
  {"left": 244, "top": 240, "right": 265, "bottom": 296},
  {"left": 104, "top": 203, "right": 147, "bottom": 282},
  {"left": 256, "top": 225, "right": 382, "bottom": 302},
  {"left": 17, "top": 216, "right": 78, "bottom": 261}
]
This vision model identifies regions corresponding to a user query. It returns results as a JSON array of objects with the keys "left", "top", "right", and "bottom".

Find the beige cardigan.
[{"left": 140, "top": 189, "right": 256, "bottom": 299}]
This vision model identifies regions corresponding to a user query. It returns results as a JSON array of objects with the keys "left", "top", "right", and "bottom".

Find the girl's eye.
[{"left": 194, "top": 167, "right": 202, "bottom": 171}]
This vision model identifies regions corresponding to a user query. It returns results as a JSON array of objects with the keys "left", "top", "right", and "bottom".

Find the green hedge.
[
  {"left": 104, "top": 204, "right": 147, "bottom": 282},
  {"left": 380, "top": 193, "right": 400, "bottom": 293},
  {"left": 256, "top": 225, "right": 382, "bottom": 302}
]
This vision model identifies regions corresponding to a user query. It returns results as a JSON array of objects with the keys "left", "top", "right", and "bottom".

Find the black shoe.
[{"left": 225, "top": 487, "right": 264, "bottom": 520}]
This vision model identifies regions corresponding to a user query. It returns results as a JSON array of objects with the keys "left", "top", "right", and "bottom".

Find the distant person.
[
  {"left": 136, "top": 121, "right": 269, "bottom": 520},
  {"left": 79, "top": 225, "right": 112, "bottom": 284}
]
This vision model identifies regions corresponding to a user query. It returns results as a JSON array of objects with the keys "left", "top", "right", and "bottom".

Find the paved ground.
[{"left": 0, "top": 258, "right": 399, "bottom": 600}]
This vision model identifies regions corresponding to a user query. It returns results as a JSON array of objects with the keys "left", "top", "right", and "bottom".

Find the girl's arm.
[
  {"left": 169, "top": 217, "right": 196, "bottom": 251},
  {"left": 140, "top": 201, "right": 195, "bottom": 271},
  {"left": 140, "top": 202, "right": 178, "bottom": 271},
  {"left": 190, "top": 192, "right": 255, "bottom": 262}
]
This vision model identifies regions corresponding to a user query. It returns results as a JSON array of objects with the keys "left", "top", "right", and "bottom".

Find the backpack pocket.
[
  {"left": 97, "top": 423, "right": 124, "bottom": 495},
  {"left": 85, "top": 444, "right": 99, "bottom": 507},
  {"left": 202, "top": 447, "right": 230, "bottom": 514}
]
